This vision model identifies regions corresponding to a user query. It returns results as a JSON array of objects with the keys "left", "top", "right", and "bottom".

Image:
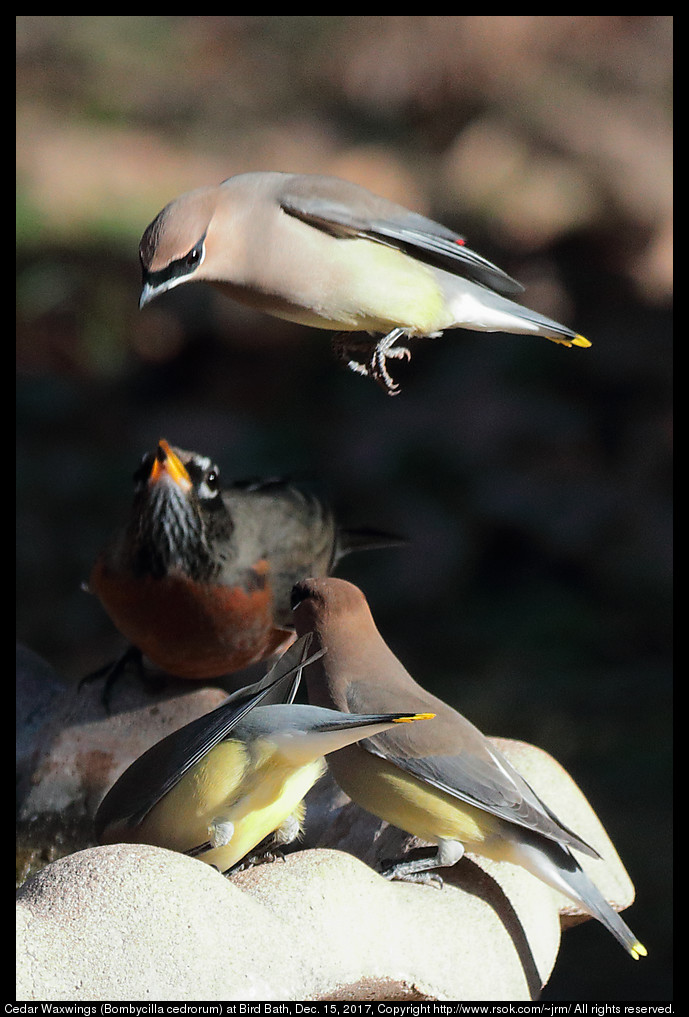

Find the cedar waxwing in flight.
[
  {"left": 95, "top": 633, "right": 433, "bottom": 873},
  {"left": 291, "top": 578, "right": 646, "bottom": 960},
  {"left": 138, "top": 171, "right": 591, "bottom": 394}
]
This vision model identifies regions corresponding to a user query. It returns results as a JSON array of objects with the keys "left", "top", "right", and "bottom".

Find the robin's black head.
[
  {"left": 128, "top": 440, "right": 231, "bottom": 581},
  {"left": 183, "top": 452, "right": 224, "bottom": 511}
]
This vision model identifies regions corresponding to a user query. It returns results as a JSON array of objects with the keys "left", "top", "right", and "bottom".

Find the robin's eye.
[{"left": 196, "top": 465, "right": 221, "bottom": 503}]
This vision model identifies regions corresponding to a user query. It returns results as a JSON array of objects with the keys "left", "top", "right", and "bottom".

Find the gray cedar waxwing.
[
  {"left": 138, "top": 172, "right": 591, "bottom": 394},
  {"left": 95, "top": 634, "right": 433, "bottom": 872},
  {"left": 88, "top": 438, "right": 403, "bottom": 683},
  {"left": 291, "top": 578, "right": 646, "bottom": 960}
]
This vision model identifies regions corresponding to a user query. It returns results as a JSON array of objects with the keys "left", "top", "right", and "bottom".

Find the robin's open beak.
[{"left": 148, "top": 439, "right": 192, "bottom": 492}]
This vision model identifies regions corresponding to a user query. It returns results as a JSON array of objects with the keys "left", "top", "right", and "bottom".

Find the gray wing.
[
  {"left": 357, "top": 704, "right": 599, "bottom": 858},
  {"left": 95, "top": 635, "right": 322, "bottom": 834},
  {"left": 279, "top": 175, "right": 524, "bottom": 298}
]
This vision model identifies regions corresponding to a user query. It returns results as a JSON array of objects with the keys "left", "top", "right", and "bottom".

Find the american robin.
[
  {"left": 138, "top": 171, "right": 590, "bottom": 395},
  {"left": 95, "top": 632, "right": 433, "bottom": 874},
  {"left": 87, "top": 440, "right": 403, "bottom": 685},
  {"left": 291, "top": 577, "right": 646, "bottom": 960}
]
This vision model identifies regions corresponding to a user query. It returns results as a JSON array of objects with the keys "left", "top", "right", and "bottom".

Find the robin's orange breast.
[{"left": 90, "top": 557, "right": 291, "bottom": 679}]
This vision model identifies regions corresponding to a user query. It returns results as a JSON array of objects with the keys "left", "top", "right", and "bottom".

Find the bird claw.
[
  {"left": 224, "top": 848, "right": 286, "bottom": 875},
  {"left": 332, "top": 329, "right": 412, "bottom": 395},
  {"left": 78, "top": 644, "right": 146, "bottom": 714},
  {"left": 380, "top": 865, "right": 444, "bottom": 889},
  {"left": 369, "top": 341, "right": 411, "bottom": 396}
]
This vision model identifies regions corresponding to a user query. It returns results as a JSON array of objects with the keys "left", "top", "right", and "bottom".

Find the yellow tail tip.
[
  {"left": 572, "top": 334, "right": 592, "bottom": 348},
  {"left": 394, "top": 712, "right": 436, "bottom": 723},
  {"left": 631, "top": 942, "right": 648, "bottom": 960}
]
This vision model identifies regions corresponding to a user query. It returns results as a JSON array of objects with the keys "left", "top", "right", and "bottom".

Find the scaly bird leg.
[
  {"left": 331, "top": 329, "right": 412, "bottom": 395},
  {"left": 380, "top": 838, "right": 465, "bottom": 889}
]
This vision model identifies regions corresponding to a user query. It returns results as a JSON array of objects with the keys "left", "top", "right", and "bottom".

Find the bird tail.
[
  {"left": 509, "top": 836, "right": 646, "bottom": 960},
  {"left": 334, "top": 526, "right": 409, "bottom": 565},
  {"left": 445, "top": 278, "right": 591, "bottom": 347}
]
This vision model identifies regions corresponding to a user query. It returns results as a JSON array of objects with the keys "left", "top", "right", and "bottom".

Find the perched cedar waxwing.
[
  {"left": 291, "top": 578, "right": 646, "bottom": 960},
  {"left": 95, "top": 633, "right": 434, "bottom": 872},
  {"left": 138, "top": 171, "right": 591, "bottom": 394},
  {"left": 87, "top": 439, "right": 403, "bottom": 687}
]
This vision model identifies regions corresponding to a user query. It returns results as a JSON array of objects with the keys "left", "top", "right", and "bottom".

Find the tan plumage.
[
  {"left": 291, "top": 577, "right": 646, "bottom": 960},
  {"left": 139, "top": 172, "right": 590, "bottom": 394}
]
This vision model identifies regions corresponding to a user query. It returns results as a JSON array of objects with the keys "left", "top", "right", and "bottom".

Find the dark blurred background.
[{"left": 16, "top": 16, "right": 672, "bottom": 1001}]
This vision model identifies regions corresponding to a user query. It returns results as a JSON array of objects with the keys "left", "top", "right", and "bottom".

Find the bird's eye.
[
  {"left": 185, "top": 246, "right": 201, "bottom": 269},
  {"left": 196, "top": 466, "right": 221, "bottom": 503}
]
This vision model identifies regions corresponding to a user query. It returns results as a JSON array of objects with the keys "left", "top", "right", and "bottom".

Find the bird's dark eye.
[
  {"left": 185, "top": 456, "right": 221, "bottom": 504},
  {"left": 185, "top": 246, "right": 202, "bottom": 269},
  {"left": 196, "top": 465, "right": 222, "bottom": 504}
]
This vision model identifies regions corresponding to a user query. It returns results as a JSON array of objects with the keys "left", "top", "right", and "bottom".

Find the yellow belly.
[
  {"left": 328, "top": 744, "right": 503, "bottom": 851},
  {"left": 217, "top": 236, "right": 451, "bottom": 336},
  {"left": 135, "top": 739, "right": 326, "bottom": 871}
]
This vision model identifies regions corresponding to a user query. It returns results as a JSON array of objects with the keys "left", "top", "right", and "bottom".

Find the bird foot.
[
  {"left": 380, "top": 865, "right": 444, "bottom": 889},
  {"left": 224, "top": 848, "right": 286, "bottom": 875},
  {"left": 380, "top": 851, "right": 446, "bottom": 889},
  {"left": 78, "top": 644, "right": 147, "bottom": 713},
  {"left": 332, "top": 329, "right": 411, "bottom": 395}
]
